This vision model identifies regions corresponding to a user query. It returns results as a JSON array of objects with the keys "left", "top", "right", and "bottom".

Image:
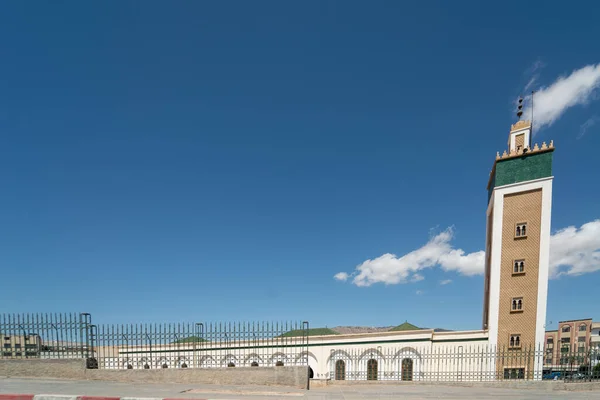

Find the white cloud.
[
  {"left": 578, "top": 115, "right": 599, "bottom": 139},
  {"left": 550, "top": 220, "right": 600, "bottom": 277},
  {"left": 333, "top": 272, "right": 349, "bottom": 282},
  {"left": 335, "top": 220, "right": 600, "bottom": 286},
  {"left": 522, "top": 63, "right": 600, "bottom": 133},
  {"left": 415, "top": 290, "right": 424, "bottom": 295},
  {"left": 338, "top": 227, "right": 484, "bottom": 287}
]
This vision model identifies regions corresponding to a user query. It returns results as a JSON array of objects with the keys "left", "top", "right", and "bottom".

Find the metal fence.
[
  {"left": 1, "top": 313, "right": 92, "bottom": 360},
  {"left": 327, "top": 345, "right": 600, "bottom": 382},
  {"left": 1, "top": 313, "right": 309, "bottom": 370},
  {"left": 93, "top": 321, "right": 310, "bottom": 370}
]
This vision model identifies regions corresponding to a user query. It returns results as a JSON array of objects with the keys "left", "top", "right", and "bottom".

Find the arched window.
[
  {"left": 579, "top": 324, "right": 587, "bottom": 332},
  {"left": 562, "top": 326, "right": 571, "bottom": 333},
  {"left": 510, "top": 336, "right": 515, "bottom": 347},
  {"left": 519, "top": 262, "right": 524, "bottom": 272},
  {"left": 511, "top": 297, "right": 523, "bottom": 312},
  {"left": 514, "top": 262, "right": 519, "bottom": 273},
  {"left": 516, "top": 226, "right": 521, "bottom": 237},
  {"left": 367, "top": 359, "right": 378, "bottom": 381},
  {"left": 335, "top": 360, "right": 346, "bottom": 380},
  {"left": 515, "top": 336, "right": 520, "bottom": 347},
  {"left": 401, "top": 358, "right": 413, "bottom": 381},
  {"left": 521, "top": 225, "right": 526, "bottom": 236}
]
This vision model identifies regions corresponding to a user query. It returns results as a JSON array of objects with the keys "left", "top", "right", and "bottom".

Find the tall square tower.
[{"left": 482, "top": 120, "right": 554, "bottom": 377}]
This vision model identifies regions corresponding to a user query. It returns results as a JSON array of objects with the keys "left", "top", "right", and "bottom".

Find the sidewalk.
[{"left": 2, "top": 377, "right": 600, "bottom": 400}]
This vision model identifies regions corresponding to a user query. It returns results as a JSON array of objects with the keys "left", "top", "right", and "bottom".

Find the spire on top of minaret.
[
  {"left": 517, "top": 96, "right": 524, "bottom": 119},
  {"left": 507, "top": 96, "right": 531, "bottom": 154}
]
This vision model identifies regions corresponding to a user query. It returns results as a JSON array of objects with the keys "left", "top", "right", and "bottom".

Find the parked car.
[
  {"left": 572, "top": 372, "right": 587, "bottom": 380},
  {"left": 543, "top": 371, "right": 562, "bottom": 380}
]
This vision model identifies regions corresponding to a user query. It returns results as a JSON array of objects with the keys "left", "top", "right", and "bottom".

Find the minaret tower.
[{"left": 482, "top": 98, "right": 555, "bottom": 378}]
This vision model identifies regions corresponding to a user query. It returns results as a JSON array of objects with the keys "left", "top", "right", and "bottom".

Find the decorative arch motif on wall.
[
  {"left": 199, "top": 355, "right": 215, "bottom": 368},
  {"left": 358, "top": 348, "right": 385, "bottom": 361},
  {"left": 221, "top": 354, "right": 238, "bottom": 367},
  {"left": 244, "top": 353, "right": 263, "bottom": 366},
  {"left": 156, "top": 357, "right": 169, "bottom": 368},
  {"left": 269, "top": 352, "right": 288, "bottom": 366},
  {"left": 176, "top": 356, "right": 189, "bottom": 368}
]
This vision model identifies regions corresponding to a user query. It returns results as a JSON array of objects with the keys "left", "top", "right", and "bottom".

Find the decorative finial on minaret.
[{"left": 516, "top": 96, "right": 524, "bottom": 119}]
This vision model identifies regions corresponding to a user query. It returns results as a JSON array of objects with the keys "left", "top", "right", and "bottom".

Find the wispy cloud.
[
  {"left": 577, "top": 115, "right": 599, "bottom": 139},
  {"left": 524, "top": 76, "right": 538, "bottom": 93},
  {"left": 334, "top": 220, "right": 600, "bottom": 286},
  {"left": 415, "top": 290, "right": 424, "bottom": 295},
  {"left": 522, "top": 60, "right": 546, "bottom": 94},
  {"left": 522, "top": 63, "right": 600, "bottom": 133}
]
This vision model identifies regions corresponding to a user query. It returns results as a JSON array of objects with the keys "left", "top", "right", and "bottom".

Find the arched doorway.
[
  {"left": 308, "top": 367, "right": 314, "bottom": 379},
  {"left": 335, "top": 360, "right": 346, "bottom": 380},
  {"left": 401, "top": 358, "right": 413, "bottom": 381},
  {"left": 367, "top": 359, "right": 378, "bottom": 380}
]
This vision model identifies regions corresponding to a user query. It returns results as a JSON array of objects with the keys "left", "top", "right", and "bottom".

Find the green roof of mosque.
[
  {"left": 171, "top": 336, "right": 209, "bottom": 343},
  {"left": 279, "top": 328, "right": 340, "bottom": 337},
  {"left": 389, "top": 322, "right": 420, "bottom": 331}
]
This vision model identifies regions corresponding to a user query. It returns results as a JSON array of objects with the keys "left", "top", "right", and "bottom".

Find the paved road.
[{"left": 2, "top": 378, "right": 600, "bottom": 399}]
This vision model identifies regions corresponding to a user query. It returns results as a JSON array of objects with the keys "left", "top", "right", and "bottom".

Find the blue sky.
[{"left": 1, "top": 1, "right": 599, "bottom": 331}]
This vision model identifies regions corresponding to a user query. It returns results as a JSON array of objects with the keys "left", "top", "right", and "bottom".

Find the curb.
[{"left": 0, "top": 397, "right": 208, "bottom": 400}]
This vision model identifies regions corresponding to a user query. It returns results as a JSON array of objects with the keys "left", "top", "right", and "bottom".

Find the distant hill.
[
  {"left": 279, "top": 328, "right": 340, "bottom": 337},
  {"left": 331, "top": 326, "right": 394, "bottom": 334}
]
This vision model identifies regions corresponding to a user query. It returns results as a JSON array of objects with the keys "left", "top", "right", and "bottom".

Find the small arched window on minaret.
[
  {"left": 515, "top": 336, "right": 520, "bottom": 347},
  {"left": 510, "top": 336, "right": 515, "bottom": 347},
  {"left": 511, "top": 297, "right": 523, "bottom": 312},
  {"left": 515, "top": 223, "right": 528, "bottom": 239},
  {"left": 514, "top": 261, "right": 519, "bottom": 273},
  {"left": 519, "top": 261, "right": 524, "bottom": 272}
]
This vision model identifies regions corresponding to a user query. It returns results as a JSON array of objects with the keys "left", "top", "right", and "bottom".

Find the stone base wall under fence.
[
  {"left": 86, "top": 366, "right": 309, "bottom": 388},
  {"left": 0, "top": 359, "right": 87, "bottom": 380},
  {"left": 0, "top": 360, "right": 309, "bottom": 389}
]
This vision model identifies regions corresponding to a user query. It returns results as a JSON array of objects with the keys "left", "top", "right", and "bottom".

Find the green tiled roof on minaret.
[{"left": 487, "top": 120, "right": 554, "bottom": 203}]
